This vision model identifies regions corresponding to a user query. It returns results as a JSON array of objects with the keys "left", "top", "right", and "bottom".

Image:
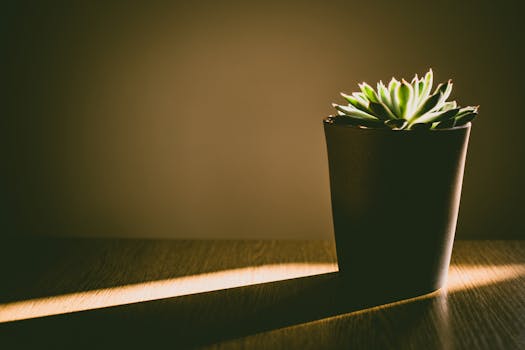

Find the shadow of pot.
[{"left": 324, "top": 121, "right": 471, "bottom": 301}]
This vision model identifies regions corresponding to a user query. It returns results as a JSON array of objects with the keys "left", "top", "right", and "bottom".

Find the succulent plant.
[{"left": 328, "top": 69, "right": 478, "bottom": 130}]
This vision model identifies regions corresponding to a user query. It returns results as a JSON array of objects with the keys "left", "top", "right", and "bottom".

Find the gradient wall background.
[{"left": 2, "top": 0, "right": 524, "bottom": 239}]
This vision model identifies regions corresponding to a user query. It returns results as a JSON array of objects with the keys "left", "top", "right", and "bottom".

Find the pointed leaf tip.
[{"left": 359, "top": 82, "right": 379, "bottom": 103}]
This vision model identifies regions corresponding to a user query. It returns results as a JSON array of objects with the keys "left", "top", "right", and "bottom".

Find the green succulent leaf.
[
  {"left": 440, "top": 101, "right": 458, "bottom": 111},
  {"left": 455, "top": 112, "right": 477, "bottom": 126},
  {"left": 437, "top": 80, "right": 453, "bottom": 105},
  {"left": 377, "top": 81, "right": 392, "bottom": 108},
  {"left": 413, "top": 107, "right": 460, "bottom": 125},
  {"left": 332, "top": 103, "right": 378, "bottom": 121},
  {"left": 340, "top": 92, "right": 369, "bottom": 113},
  {"left": 417, "top": 69, "right": 433, "bottom": 108},
  {"left": 396, "top": 80, "right": 414, "bottom": 118},
  {"left": 417, "top": 79, "right": 425, "bottom": 98},
  {"left": 359, "top": 82, "right": 379, "bottom": 103},
  {"left": 388, "top": 78, "right": 402, "bottom": 117},
  {"left": 388, "top": 78, "right": 399, "bottom": 94},
  {"left": 456, "top": 106, "right": 479, "bottom": 116},
  {"left": 368, "top": 101, "right": 396, "bottom": 121},
  {"left": 411, "top": 76, "right": 420, "bottom": 112},
  {"left": 411, "top": 74, "right": 419, "bottom": 85},
  {"left": 412, "top": 90, "right": 443, "bottom": 121}
]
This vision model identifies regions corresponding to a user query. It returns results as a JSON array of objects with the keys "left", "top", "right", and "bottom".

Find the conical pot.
[{"left": 323, "top": 121, "right": 471, "bottom": 301}]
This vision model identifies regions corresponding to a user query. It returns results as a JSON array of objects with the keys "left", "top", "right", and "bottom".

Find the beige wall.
[{"left": 3, "top": 0, "right": 524, "bottom": 238}]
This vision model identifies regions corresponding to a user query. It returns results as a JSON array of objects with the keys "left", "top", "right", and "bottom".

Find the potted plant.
[{"left": 324, "top": 69, "right": 477, "bottom": 302}]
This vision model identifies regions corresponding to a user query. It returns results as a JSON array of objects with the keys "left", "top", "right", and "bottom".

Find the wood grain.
[{"left": 0, "top": 239, "right": 523, "bottom": 349}]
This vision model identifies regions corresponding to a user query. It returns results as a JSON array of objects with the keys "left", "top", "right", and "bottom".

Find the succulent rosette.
[{"left": 328, "top": 69, "right": 478, "bottom": 130}]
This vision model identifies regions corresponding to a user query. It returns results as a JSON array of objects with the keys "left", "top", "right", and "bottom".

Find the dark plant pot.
[{"left": 323, "top": 121, "right": 471, "bottom": 302}]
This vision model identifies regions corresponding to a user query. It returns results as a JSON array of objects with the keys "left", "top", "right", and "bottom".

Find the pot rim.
[{"left": 323, "top": 117, "right": 471, "bottom": 133}]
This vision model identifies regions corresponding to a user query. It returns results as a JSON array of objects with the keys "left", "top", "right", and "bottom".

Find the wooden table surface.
[{"left": 0, "top": 239, "right": 524, "bottom": 349}]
